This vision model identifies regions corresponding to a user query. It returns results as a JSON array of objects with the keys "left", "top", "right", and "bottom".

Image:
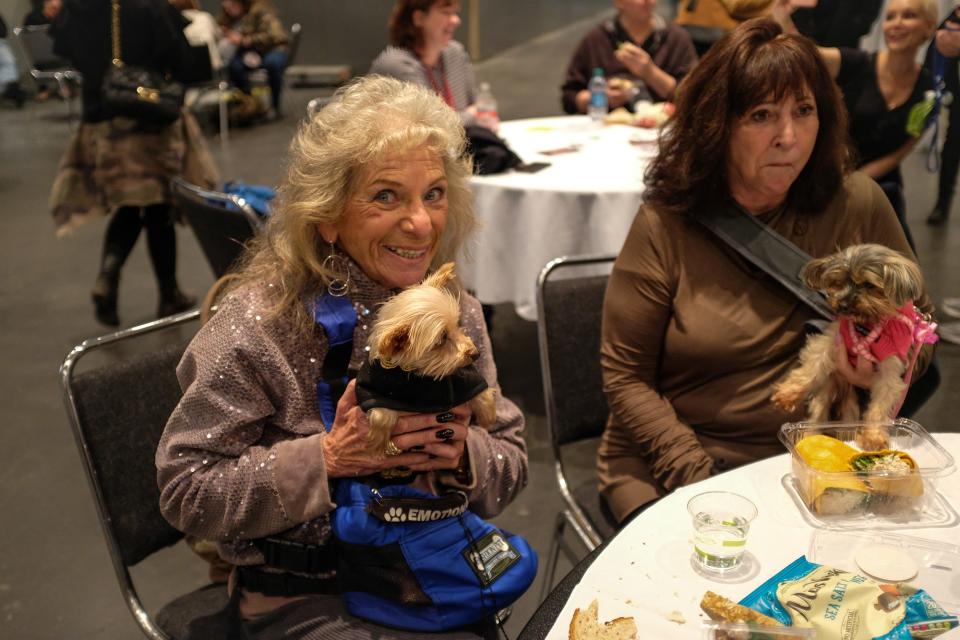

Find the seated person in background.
[
  {"left": 21, "top": 0, "right": 63, "bottom": 101},
  {"left": 218, "top": 0, "right": 287, "bottom": 118},
  {"left": 561, "top": 0, "right": 697, "bottom": 114},
  {"left": 157, "top": 76, "right": 528, "bottom": 638},
  {"left": 23, "top": 0, "right": 60, "bottom": 25},
  {"left": 599, "top": 18, "right": 932, "bottom": 524},
  {"left": 926, "top": 3, "right": 960, "bottom": 225},
  {"left": 370, "top": 0, "right": 488, "bottom": 128},
  {"left": 775, "top": 0, "right": 939, "bottom": 250},
  {"left": 170, "top": 0, "right": 222, "bottom": 72}
]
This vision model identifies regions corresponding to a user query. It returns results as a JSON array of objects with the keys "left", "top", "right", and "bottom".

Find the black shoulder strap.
[{"left": 697, "top": 205, "right": 835, "bottom": 321}]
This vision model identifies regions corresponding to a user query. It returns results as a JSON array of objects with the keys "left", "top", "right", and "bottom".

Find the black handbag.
[
  {"left": 465, "top": 125, "right": 522, "bottom": 175},
  {"left": 102, "top": 0, "right": 183, "bottom": 124}
]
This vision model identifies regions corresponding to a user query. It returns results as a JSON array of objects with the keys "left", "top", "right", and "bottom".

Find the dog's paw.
[
  {"left": 771, "top": 385, "right": 803, "bottom": 412},
  {"left": 856, "top": 425, "right": 890, "bottom": 451}
]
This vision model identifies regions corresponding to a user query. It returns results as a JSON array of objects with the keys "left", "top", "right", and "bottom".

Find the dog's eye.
[{"left": 435, "top": 331, "right": 448, "bottom": 347}]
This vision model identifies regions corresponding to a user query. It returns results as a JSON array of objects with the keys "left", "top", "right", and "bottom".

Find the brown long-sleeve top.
[
  {"left": 156, "top": 262, "right": 528, "bottom": 567},
  {"left": 598, "top": 172, "right": 929, "bottom": 520}
]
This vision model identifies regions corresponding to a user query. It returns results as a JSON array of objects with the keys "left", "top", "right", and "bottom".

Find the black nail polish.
[
  {"left": 436, "top": 428, "right": 454, "bottom": 440},
  {"left": 409, "top": 445, "right": 425, "bottom": 452},
  {"left": 436, "top": 412, "right": 455, "bottom": 423},
  {"left": 395, "top": 466, "right": 410, "bottom": 472},
  {"left": 428, "top": 454, "right": 438, "bottom": 459}
]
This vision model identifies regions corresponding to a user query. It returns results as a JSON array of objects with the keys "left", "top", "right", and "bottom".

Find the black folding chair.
[
  {"left": 182, "top": 44, "right": 230, "bottom": 147},
  {"left": 60, "top": 310, "right": 230, "bottom": 639},
  {"left": 171, "top": 177, "right": 263, "bottom": 279},
  {"left": 13, "top": 24, "right": 82, "bottom": 121},
  {"left": 535, "top": 255, "right": 619, "bottom": 601}
]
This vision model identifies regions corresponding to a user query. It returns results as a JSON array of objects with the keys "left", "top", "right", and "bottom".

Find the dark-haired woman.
[
  {"left": 598, "top": 18, "right": 933, "bottom": 524},
  {"left": 369, "top": 0, "right": 480, "bottom": 126}
]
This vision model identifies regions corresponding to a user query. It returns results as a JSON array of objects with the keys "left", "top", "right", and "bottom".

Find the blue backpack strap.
[{"left": 311, "top": 294, "right": 357, "bottom": 431}]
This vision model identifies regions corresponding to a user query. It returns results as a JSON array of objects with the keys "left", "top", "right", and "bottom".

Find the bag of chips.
[{"left": 739, "top": 557, "right": 955, "bottom": 639}]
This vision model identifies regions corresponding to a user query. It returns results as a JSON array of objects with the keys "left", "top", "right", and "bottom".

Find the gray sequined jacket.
[{"left": 156, "top": 264, "right": 528, "bottom": 567}]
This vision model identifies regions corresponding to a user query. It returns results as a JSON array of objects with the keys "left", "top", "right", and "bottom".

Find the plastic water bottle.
[
  {"left": 587, "top": 68, "right": 608, "bottom": 123},
  {"left": 475, "top": 81, "right": 500, "bottom": 130}
]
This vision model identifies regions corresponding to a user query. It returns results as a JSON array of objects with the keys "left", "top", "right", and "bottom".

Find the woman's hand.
[
  {"left": 834, "top": 334, "right": 876, "bottom": 389},
  {"left": 388, "top": 403, "right": 474, "bottom": 472},
  {"left": 226, "top": 30, "right": 244, "bottom": 46},
  {"left": 322, "top": 381, "right": 430, "bottom": 478}
]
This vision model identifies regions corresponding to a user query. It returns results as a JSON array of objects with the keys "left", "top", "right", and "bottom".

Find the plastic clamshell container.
[
  {"left": 779, "top": 419, "right": 956, "bottom": 529},
  {"left": 701, "top": 621, "right": 815, "bottom": 639},
  {"left": 807, "top": 530, "right": 960, "bottom": 613}
]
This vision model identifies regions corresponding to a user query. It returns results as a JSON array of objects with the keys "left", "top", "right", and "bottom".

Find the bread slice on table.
[
  {"left": 568, "top": 599, "right": 637, "bottom": 640},
  {"left": 700, "top": 591, "right": 782, "bottom": 626}
]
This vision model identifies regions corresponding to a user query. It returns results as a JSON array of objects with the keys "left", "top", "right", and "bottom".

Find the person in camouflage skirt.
[{"left": 49, "top": 0, "right": 218, "bottom": 327}]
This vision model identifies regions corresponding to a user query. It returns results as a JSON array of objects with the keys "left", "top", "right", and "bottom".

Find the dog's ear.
[
  {"left": 423, "top": 262, "right": 456, "bottom": 290},
  {"left": 882, "top": 257, "right": 924, "bottom": 306},
  {"left": 379, "top": 325, "right": 410, "bottom": 362},
  {"left": 802, "top": 255, "right": 832, "bottom": 290}
]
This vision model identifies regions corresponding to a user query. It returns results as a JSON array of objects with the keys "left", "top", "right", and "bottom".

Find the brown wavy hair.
[
  {"left": 389, "top": 0, "right": 456, "bottom": 50},
  {"left": 644, "top": 18, "right": 851, "bottom": 218}
]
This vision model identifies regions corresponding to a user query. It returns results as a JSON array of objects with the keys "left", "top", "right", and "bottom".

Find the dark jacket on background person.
[
  {"left": 791, "top": 0, "right": 884, "bottom": 48},
  {"left": 51, "top": 0, "right": 191, "bottom": 122}
]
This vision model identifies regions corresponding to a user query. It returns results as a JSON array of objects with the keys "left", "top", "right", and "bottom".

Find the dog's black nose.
[{"left": 836, "top": 301, "right": 850, "bottom": 314}]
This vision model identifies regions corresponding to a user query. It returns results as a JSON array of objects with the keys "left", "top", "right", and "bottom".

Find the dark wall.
[{"left": 202, "top": 0, "right": 611, "bottom": 75}]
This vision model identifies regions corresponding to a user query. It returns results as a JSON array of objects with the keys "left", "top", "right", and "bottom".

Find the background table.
[
  {"left": 459, "top": 116, "right": 657, "bottom": 321},
  {"left": 525, "top": 433, "right": 960, "bottom": 640}
]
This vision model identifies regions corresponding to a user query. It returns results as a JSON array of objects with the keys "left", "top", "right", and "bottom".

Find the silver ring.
[{"left": 384, "top": 440, "right": 402, "bottom": 457}]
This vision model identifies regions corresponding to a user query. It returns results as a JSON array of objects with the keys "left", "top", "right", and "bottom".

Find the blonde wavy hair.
[{"left": 223, "top": 75, "right": 476, "bottom": 334}]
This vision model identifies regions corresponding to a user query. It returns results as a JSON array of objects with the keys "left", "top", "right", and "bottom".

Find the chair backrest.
[
  {"left": 306, "top": 96, "right": 331, "bottom": 119},
  {"left": 14, "top": 24, "right": 72, "bottom": 72},
  {"left": 171, "top": 177, "right": 262, "bottom": 278},
  {"left": 537, "top": 255, "right": 614, "bottom": 451},
  {"left": 286, "top": 23, "right": 302, "bottom": 68},
  {"left": 60, "top": 310, "right": 201, "bottom": 636}
]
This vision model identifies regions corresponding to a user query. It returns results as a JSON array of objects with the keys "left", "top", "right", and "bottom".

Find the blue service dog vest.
[{"left": 310, "top": 293, "right": 538, "bottom": 631}]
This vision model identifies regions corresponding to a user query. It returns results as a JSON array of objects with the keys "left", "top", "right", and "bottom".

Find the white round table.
[
  {"left": 542, "top": 433, "right": 960, "bottom": 639},
  {"left": 460, "top": 115, "right": 657, "bottom": 321}
]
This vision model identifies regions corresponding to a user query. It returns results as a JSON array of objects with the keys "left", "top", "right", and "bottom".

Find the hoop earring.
[{"left": 322, "top": 242, "right": 350, "bottom": 297}]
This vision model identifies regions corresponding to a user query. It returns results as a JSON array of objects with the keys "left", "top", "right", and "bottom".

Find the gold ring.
[{"left": 384, "top": 440, "right": 402, "bottom": 457}]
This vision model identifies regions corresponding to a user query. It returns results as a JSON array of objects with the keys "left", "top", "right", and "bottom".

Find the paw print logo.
[{"left": 384, "top": 507, "right": 407, "bottom": 522}]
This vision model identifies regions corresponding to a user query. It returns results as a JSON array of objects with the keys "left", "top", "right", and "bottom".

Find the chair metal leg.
[
  {"left": 218, "top": 80, "right": 230, "bottom": 151},
  {"left": 538, "top": 511, "right": 567, "bottom": 603},
  {"left": 55, "top": 75, "right": 76, "bottom": 126}
]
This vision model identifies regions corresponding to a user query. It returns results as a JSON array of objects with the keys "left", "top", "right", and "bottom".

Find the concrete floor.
[{"left": 1, "top": 8, "right": 959, "bottom": 639}]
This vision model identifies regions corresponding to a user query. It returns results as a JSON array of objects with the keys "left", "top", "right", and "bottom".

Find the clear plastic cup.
[{"left": 687, "top": 491, "right": 758, "bottom": 572}]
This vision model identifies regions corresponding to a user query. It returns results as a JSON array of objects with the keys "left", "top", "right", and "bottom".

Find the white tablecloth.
[
  {"left": 544, "top": 433, "right": 960, "bottom": 639},
  {"left": 459, "top": 116, "right": 656, "bottom": 321}
]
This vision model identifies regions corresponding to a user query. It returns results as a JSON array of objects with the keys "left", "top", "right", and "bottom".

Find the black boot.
[
  {"left": 91, "top": 254, "right": 122, "bottom": 327},
  {"left": 927, "top": 202, "right": 951, "bottom": 226},
  {"left": 158, "top": 287, "right": 197, "bottom": 318}
]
